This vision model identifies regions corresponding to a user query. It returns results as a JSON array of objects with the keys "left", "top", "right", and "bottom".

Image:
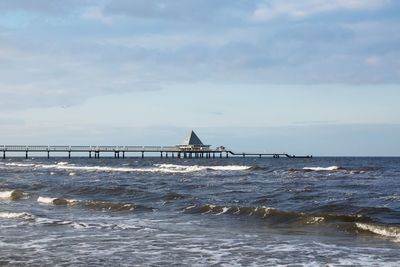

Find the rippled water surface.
[{"left": 1, "top": 157, "right": 400, "bottom": 266}]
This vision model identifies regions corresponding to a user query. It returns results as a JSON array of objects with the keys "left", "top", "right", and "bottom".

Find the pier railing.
[{"left": 0, "top": 145, "right": 312, "bottom": 159}]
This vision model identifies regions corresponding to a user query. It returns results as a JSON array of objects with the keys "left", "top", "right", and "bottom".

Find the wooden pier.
[{"left": 0, "top": 145, "right": 311, "bottom": 159}]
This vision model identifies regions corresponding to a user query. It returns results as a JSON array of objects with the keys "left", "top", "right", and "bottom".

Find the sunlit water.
[{"left": 1, "top": 157, "right": 400, "bottom": 266}]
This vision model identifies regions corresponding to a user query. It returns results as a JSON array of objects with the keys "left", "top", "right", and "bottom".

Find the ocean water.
[{"left": 0, "top": 157, "right": 399, "bottom": 266}]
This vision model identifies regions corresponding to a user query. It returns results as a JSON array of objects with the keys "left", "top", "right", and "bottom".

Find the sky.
[{"left": 0, "top": 0, "right": 400, "bottom": 156}]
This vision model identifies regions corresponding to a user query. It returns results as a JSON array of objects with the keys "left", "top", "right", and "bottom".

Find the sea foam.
[
  {"left": 0, "top": 190, "right": 26, "bottom": 200},
  {"left": 27, "top": 162, "right": 253, "bottom": 174},
  {"left": 37, "top": 196, "right": 77, "bottom": 205},
  {"left": 356, "top": 223, "right": 400, "bottom": 241},
  {"left": 303, "top": 166, "right": 342, "bottom": 171},
  {"left": 0, "top": 211, "right": 34, "bottom": 220}
]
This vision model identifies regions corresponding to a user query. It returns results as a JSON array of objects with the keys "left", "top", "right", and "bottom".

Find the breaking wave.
[
  {"left": 13, "top": 162, "right": 253, "bottom": 174},
  {"left": 356, "top": 223, "right": 400, "bottom": 241},
  {"left": 0, "top": 211, "right": 35, "bottom": 220},
  {"left": 0, "top": 190, "right": 26, "bottom": 200},
  {"left": 303, "top": 166, "right": 344, "bottom": 171},
  {"left": 184, "top": 204, "right": 371, "bottom": 225},
  {"left": 0, "top": 211, "right": 142, "bottom": 230},
  {"left": 37, "top": 196, "right": 152, "bottom": 211}
]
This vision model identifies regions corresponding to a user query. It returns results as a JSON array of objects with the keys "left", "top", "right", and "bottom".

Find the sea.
[{"left": 0, "top": 157, "right": 399, "bottom": 266}]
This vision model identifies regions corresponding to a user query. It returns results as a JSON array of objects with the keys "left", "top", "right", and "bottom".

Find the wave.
[
  {"left": 37, "top": 196, "right": 152, "bottom": 211},
  {"left": 17, "top": 162, "right": 254, "bottom": 174},
  {"left": 184, "top": 204, "right": 371, "bottom": 225},
  {"left": 0, "top": 211, "right": 34, "bottom": 220},
  {"left": 356, "top": 223, "right": 400, "bottom": 241},
  {"left": 0, "top": 211, "right": 141, "bottom": 230},
  {"left": 37, "top": 196, "right": 77, "bottom": 205},
  {"left": 302, "top": 166, "right": 344, "bottom": 171},
  {"left": 0, "top": 190, "right": 26, "bottom": 200},
  {"left": 5, "top": 163, "right": 35, "bottom": 167}
]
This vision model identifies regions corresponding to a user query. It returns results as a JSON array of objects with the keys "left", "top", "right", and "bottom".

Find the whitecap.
[
  {"left": 216, "top": 207, "right": 230, "bottom": 215},
  {"left": 5, "top": 163, "right": 35, "bottom": 167},
  {"left": 0, "top": 190, "right": 26, "bottom": 200},
  {"left": 356, "top": 222, "right": 400, "bottom": 241},
  {"left": 37, "top": 196, "right": 77, "bottom": 205},
  {"left": 32, "top": 163, "right": 253, "bottom": 174},
  {"left": 303, "top": 166, "right": 341, "bottom": 171},
  {"left": 0, "top": 211, "right": 34, "bottom": 220},
  {"left": 0, "top": 190, "right": 15, "bottom": 199}
]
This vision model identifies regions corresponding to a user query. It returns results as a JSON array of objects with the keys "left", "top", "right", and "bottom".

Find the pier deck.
[{"left": 0, "top": 145, "right": 312, "bottom": 159}]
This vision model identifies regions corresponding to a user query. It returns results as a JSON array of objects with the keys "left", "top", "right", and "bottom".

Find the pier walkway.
[{"left": 0, "top": 145, "right": 312, "bottom": 159}]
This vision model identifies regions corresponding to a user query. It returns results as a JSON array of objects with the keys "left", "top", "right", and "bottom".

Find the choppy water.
[{"left": 1, "top": 157, "right": 400, "bottom": 266}]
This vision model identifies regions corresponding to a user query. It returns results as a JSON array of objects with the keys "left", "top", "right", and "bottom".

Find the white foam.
[
  {"left": 306, "top": 216, "right": 325, "bottom": 224},
  {"left": 32, "top": 163, "right": 252, "bottom": 174},
  {"left": 216, "top": 207, "right": 230, "bottom": 215},
  {"left": 303, "top": 166, "right": 341, "bottom": 171},
  {"left": 37, "top": 196, "right": 56, "bottom": 204},
  {"left": 356, "top": 223, "right": 400, "bottom": 241},
  {"left": 0, "top": 190, "right": 26, "bottom": 200},
  {"left": 0, "top": 190, "right": 15, "bottom": 199},
  {"left": 37, "top": 196, "right": 76, "bottom": 205},
  {"left": 0, "top": 211, "right": 34, "bottom": 220},
  {"left": 5, "top": 163, "right": 35, "bottom": 167}
]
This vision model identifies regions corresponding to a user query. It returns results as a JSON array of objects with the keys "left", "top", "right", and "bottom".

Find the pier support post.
[
  {"left": 226, "top": 152, "right": 228, "bottom": 158},
  {"left": 141, "top": 151, "right": 144, "bottom": 158},
  {"left": 47, "top": 151, "right": 50, "bottom": 159},
  {"left": 172, "top": 153, "right": 174, "bottom": 158},
  {"left": 243, "top": 153, "right": 245, "bottom": 158},
  {"left": 220, "top": 152, "right": 222, "bottom": 158},
  {"left": 89, "top": 152, "right": 92, "bottom": 158},
  {"left": 259, "top": 154, "right": 261, "bottom": 158},
  {"left": 160, "top": 152, "right": 163, "bottom": 158},
  {"left": 3, "top": 151, "right": 5, "bottom": 159},
  {"left": 178, "top": 152, "right": 181, "bottom": 158},
  {"left": 68, "top": 151, "right": 71, "bottom": 159},
  {"left": 123, "top": 152, "right": 125, "bottom": 159},
  {"left": 166, "top": 152, "right": 168, "bottom": 158},
  {"left": 25, "top": 151, "right": 28, "bottom": 159},
  {"left": 213, "top": 153, "right": 215, "bottom": 158}
]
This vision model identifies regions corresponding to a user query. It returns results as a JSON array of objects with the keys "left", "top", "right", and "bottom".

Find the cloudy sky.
[{"left": 1, "top": 0, "right": 400, "bottom": 156}]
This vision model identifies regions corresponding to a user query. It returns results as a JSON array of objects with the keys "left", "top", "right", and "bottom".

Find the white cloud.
[{"left": 252, "top": 0, "right": 388, "bottom": 21}]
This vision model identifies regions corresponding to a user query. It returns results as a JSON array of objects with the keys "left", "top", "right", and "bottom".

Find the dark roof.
[{"left": 182, "top": 131, "right": 204, "bottom": 146}]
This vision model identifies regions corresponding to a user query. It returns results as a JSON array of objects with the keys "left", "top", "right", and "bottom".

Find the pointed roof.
[{"left": 182, "top": 130, "right": 204, "bottom": 146}]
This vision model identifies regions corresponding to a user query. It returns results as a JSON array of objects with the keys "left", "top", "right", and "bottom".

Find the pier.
[
  {"left": 0, "top": 131, "right": 312, "bottom": 159},
  {"left": 0, "top": 145, "right": 311, "bottom": 159}
]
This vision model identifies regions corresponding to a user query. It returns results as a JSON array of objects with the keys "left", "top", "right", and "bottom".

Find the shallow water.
[{"left": 0, "top": 157, "right": 399, "bottom": 266}]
